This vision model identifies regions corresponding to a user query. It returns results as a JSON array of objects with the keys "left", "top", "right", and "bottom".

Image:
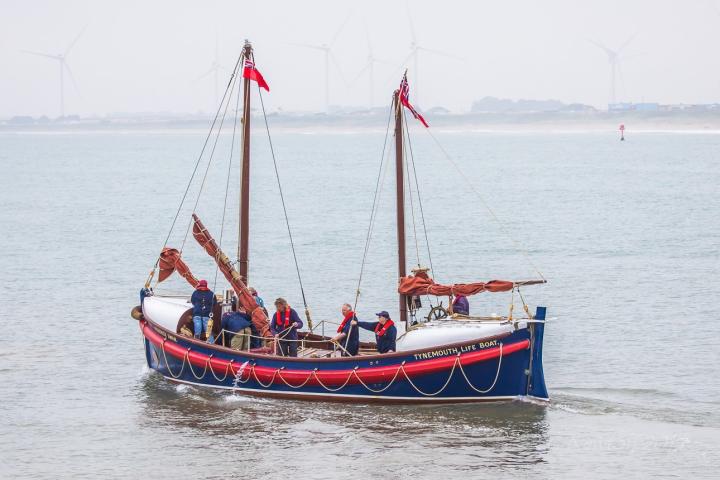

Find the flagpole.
[{"left": 238, "top": 40, "right": 252, "bottom": 283}]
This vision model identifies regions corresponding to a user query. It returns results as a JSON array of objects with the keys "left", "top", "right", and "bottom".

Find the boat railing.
[
  {"left": 309, "top": 319, "right": 341, "bottom": 338},
  {"left": 210, "top": 325, "right": 349, "bottom": 358}
]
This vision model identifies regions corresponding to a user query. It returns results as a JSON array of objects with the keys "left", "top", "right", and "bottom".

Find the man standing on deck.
[
  {"left": 331, "top": 303, "right": 359, "bottom": 356},
  {"left": 191, "top": 280, "right": 216, "bottom": 342},
  {"left": 270, "top": 298, "right": 303, "bottom": 357},
  {"left": 356, "top": 311, "right": 397, "bottom": 354}
]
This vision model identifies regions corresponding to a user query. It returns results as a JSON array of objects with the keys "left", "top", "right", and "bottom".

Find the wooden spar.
[
  {"left": 238, "top": 40, "right": 252, "bottom": 283},
  {"left": 394, "top": 88, "right": 408, "bottom": 327}
]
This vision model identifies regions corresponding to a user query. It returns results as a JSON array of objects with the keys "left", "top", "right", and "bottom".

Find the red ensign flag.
[
  {"left": 243, "top": 59, "right": 269, "bottom": 91},
  {"left": 399, "top": 73, "right": 428, "bottom": 128}
]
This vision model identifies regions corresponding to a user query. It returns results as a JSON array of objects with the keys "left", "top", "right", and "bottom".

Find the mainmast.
[
  {"left": 393, "top": 89, "right": 408, "bottom": 327},
  {"left": 238, "top": 40, "right": 252, "bottom": 283}
]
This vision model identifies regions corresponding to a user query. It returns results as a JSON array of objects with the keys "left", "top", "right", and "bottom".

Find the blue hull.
[{"left": 141, "top": 318, "right": 549, "bottom": 403}]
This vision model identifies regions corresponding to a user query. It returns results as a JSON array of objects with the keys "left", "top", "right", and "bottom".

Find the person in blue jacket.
[
  {"left": 331, "top": 303, "right": 359, "bottom": 356},
  {"left": 221, "top": 307, "right": 253, "bottom": 350},
  {"left": 270, "top": 297, "right": 303, "bottom": 357},
  {"left": 191, "top": 280, "right": 216, "bottom": 342},
  {"left": 356, "top": 311, "right": 397, "bottom": 354}
]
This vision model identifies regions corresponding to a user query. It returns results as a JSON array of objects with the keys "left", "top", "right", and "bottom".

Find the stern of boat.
[{"left": 526, "top": 306, "right": 548, "bottom": 400}]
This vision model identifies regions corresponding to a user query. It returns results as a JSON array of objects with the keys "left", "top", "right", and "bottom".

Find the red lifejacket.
[
  {"left": 375, "top": 319, "right": 394, "bottom": 337},
  {"left": 274, "top": 307, "right": 292, "bottom": 329},
  {"left": 337, "top": 310, "right": 355, "bottom": 333}
]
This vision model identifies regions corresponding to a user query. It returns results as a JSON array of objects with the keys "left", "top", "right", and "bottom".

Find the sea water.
[{"left": 0, "top": 127, "right": 718, "bottom": 478}]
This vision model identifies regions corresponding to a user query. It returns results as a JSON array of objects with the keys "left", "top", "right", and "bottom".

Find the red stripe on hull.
[{"left": 141, "top": 321, "right": 529, "bottom": 387}]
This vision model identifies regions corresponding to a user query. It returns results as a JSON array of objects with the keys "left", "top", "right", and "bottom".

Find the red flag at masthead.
[
  {"left": 243, "top": 59, "right": 270, "bottom": 91},
  {"left": 399, "top": 73, "right": 428, "bottom": 127}
]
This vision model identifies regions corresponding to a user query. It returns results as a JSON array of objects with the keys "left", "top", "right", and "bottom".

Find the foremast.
[{"left": 238, "top": 40, "right": 252, "bottom": 283}]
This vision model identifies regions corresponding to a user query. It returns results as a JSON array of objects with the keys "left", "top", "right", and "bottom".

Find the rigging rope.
[
  {"left": 353, "top": 95, "right": 395, "bottom": 311},
  {"left": 180, "top": 58, "right": 242, "bottom": 254},
  {"left": 256, "top": 83, "right": 310, "bottom": 314},
  {"left": 154, "top": 333, "right": 506, "bottom": 397},
  {"left": 147, "top": 54, "right": 244, "bottom": 284},
  {"left": 402, "top": 123, "right": 422, "bottom": 268},
  {"left": 423, "top": 128, "right": 546, "bottom": 281},
  {"left": 213, "top": 62, "right": 243, "bottom": 291},
  {"left": 403, "top": 109, "right": 436, "bottom": 279}
]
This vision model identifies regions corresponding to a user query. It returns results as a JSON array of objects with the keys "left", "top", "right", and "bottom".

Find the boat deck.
[{"left": 297, "top": 346, "right": 380, "bottom": 358}]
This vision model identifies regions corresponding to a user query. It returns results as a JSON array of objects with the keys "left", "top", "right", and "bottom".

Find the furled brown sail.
[
  {"left": 157, "top": 247, "right": 200, "bottom": 287},
  {"left": 398, "top": 270, "right": 519, "bottom": 297},
  {"left": 191, "top": 213, "right": 271, "bottom": 337}
]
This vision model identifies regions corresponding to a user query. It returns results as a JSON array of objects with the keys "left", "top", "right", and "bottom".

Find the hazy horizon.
[{"left": 2, "top": 0, "right": 720, "bottom": 117}]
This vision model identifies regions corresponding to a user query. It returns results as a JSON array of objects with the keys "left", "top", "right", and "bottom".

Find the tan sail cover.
[
  {"left": 157, "top": 247, "right": 199, "bottom": 287},
  {"left": 191, "top": 214, "right": 271, "bottom": 337},
  {"left": 398, "top": 270, "right": 515, "bottom": 297}
]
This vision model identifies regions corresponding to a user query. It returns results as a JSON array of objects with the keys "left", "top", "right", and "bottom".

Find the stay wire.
[
  {"left": 213, "top": 64, "right": 243, "bottom": 291},
  {"left": 423, "top": 128, "right": 546, "bottom": 281},
  {"left": 180, "top": 57, "right": 242, "bottom": 253},
  {"left": 151, "top": 53, "right": 244, "bottom": 272},
  {"left": 402, "top": 119, "right": 422, "bottom": 268},
  {"left": 353, "top": 95, "right": 394, "bottom": 311},
  {"left": 403, "top": 108, "right": 436, "bottom": 279},
  {"left": 256, "top": 82, "right": 309, "bottom": 309}
]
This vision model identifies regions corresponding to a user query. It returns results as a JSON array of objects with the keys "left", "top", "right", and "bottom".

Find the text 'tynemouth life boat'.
[{"left": 132, "top": 41, "right": 550, "bottom": 403}]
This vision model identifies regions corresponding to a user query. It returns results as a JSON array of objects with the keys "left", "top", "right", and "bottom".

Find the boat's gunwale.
[{"left": 140, "top": 310, "right": 519, "bottom": 363}]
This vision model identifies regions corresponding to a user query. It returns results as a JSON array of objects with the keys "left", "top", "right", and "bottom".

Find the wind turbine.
[
  {"left": 197, "top": 33, "right": 227, "bottom": 108},
  {"left": 352, "top": 21, "right": 393, "bottom": 108},
  {"left": 21, "top": 25, "right": 87, "bottom": 118},
  {"left": 589, "top": 34, "right": 637, "bottom": 106},
  {"left": 398, "top": 4, "right": 461, "bottom": 108},
  {"left": 290, "top": 13, "right": 351, "bottom": 113}
]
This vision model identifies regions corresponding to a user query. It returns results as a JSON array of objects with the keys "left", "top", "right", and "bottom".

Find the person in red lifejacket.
[
  {"left": 356, "top": 311, "right": 397, "bottom": 354},
  {"left": 270, "top": 297, "right": 303, "bottom": 357},
  {"left": 331, "top": 303, "right": 359, "bottom": 356}
]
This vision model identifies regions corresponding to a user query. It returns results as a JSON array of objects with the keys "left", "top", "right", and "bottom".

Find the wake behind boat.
[{"left": 132, "top": 41, "right": 550, "bottom": 403}]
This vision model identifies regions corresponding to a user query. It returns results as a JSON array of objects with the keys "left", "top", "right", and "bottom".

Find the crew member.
[
  {"left": 356, "top": 311, "right": 397, "bottom": 354},
  {"left": 331, "top": 303, "right": 359, "bottom": 356},
  {"left": 221, "top": 307, "right": 253, "bottom": 350},
  {"left": 191, "top": 280, "right": 216, "bottom": 342},
  {"left": 249, "top": 287, "right": 268, "bottom": 316},
  {"left": 452, "top": 294, "right": 470, "bottom": 316},
  {"left": 270, "top": 298, "right": 303, "bottom": 357},
  {"left": 248, "top": 287, "right": 265, "bottom": 308}
]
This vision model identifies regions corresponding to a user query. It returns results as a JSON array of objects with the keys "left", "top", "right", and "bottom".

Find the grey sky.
[{"left": 1, "top": 0, "right": 719, "bottom": 117}]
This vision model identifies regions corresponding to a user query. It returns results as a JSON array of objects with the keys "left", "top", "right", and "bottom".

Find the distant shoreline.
[{"left": 3, "top": 111, "right": 720, "bottom": 133}]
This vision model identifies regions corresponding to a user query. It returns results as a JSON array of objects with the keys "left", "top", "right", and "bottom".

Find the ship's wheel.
[{"left": 426, "top": 304, "right": 448, "bottom": 322}]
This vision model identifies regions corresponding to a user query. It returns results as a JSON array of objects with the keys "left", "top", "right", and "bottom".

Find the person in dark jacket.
[
  {"left": 191, "top": 280, "right": 216, "bottom": 342},
  {"left": 221, "top": 308, "right": 253, "bottom": 350},
  {"left": 270, "top": 298, "right": 303, "bottom": 357},
  {"left": 452, "top": 294, "right": 470, "bottom": 316},
  {"left": 331, "top": 303, "right": 359, "bottom": 356},
  {"left": 230, "top": 295, "right": 261, "bottom": 348},
  {"left": 356, "top": 311, "right": 397, "bottom": 354}
]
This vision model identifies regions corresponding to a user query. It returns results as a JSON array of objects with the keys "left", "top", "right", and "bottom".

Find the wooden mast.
[
  {"left": 394, "top": 88, "right": 408, "bottom": 327},
  {"left": 238, "top": 40, "right": 252, "bottom": 283}
]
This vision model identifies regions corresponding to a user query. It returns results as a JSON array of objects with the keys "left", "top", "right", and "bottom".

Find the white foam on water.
[{"left": 137, "top": 365, "right": 151, "bottom": 378}]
